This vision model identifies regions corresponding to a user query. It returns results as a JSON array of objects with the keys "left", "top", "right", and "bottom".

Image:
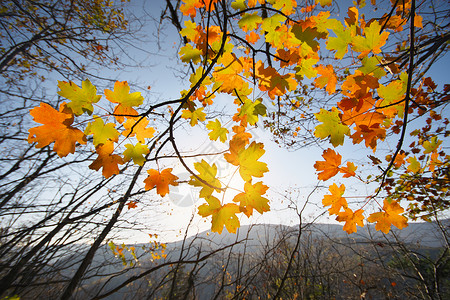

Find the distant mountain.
[{"left": 69, "top": 219, "right": 449, "bottom": 299}]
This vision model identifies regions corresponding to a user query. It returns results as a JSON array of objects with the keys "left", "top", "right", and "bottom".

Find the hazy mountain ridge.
[{"left": 67, "top": 220, "right": 449, "bottom": 299}]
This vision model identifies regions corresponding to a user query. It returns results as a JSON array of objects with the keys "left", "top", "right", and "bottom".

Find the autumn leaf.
[
  {"left": 245, "top": 31, "right": 260, "bottom": 44},
  {"left": 188, "top": 160, "right": 222, "bottom": 198},
  {"left": 233, "top": 181, "right": 270, "bottom": 217},
  {"left": 57, "top": 79, "right": 101, "bottom": 116},
  {"left": 198, "top": 196, "right": 240, "bottom": 234},
  {"left": 423, "top": 136, "right": 442, "bottom": 154},
  {"left": 179, "top": 44, "right": 202, "bottom": 64},
  {"left": 28, "top": 102, "right": 87, "bottom": 157},
  {"left": 235, "top": 98, "right": 266, "bottom": 126},
  {"left": 123, "top": 143, "right": 149, "bottom": 166},
  {"left": 316, "top": 0, "right": 332, "bottom": 7},
  {"left": 314, "top": 107, "right": 350, "bottom": 147},
  {"left": 236, "top": 141, "right": 269, "bottom": 182},
  {"left": 144, "top": 168, "right": 179, "bottom": 197},
  {"left": 122, "top": 117, "right": 156, "bottom": 143},
  {"left": 181, "top": 107, "right": 206, "bottom": 126},
  {"left": 326, "top": 21, "right": 352, "bottom": 59},
  {"left": 295, "top": 57, "right": 318, "bottom": 79},
  {"left": 322, "top": 183, "right": 348, "bottom": 215},
  {"left": 104, "top": 82, "right": 144, "bottom": 122},
  {"left": 314, "top": 65, "right": 337, "bottom": 94},
  {"left": 179, "top": 20, "right": 199, "bottom": 42},
  {"left": 206, "top": 119, "right": 228, "bottom": 142},
  {"left": 105, "top": 84, "right": 138, "bottom": 119},
  {"left": 238, "top": 12, "right": 262, "bottom": 32},
  {"left": 367, "top": 200, "right": 408, "bottom": 234},
  {"left": 407, "top": 156, "right": 421, "bottom": 173},
  {"left": 340, "top": 161, "right": 357, "bottom": 178},
  {"left": 314, "top": 148, "right": 342, "bottom": 181},
  {"left": 336, "top": 208, "right": 365, "bottom": 234},
  {"left": 127, "top": 201, "right": 137, "bottom": 209},
  {"left": 89, "top": 141, "right": 124, "bottom": 178},
  {"left": 180, "top": 0, "right": 203, "bottom": 17},
  {"left": 271, "top": 0, "right": 297, "bottom": 15},
  {"left": 84, "top": 117, "right": 119, "bottom": 146},
  {"left": 352, "top": 21, "right": 389, "bottom": 59}
]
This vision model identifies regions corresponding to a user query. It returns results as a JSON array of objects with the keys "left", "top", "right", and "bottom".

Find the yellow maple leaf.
[
  {"left": 57, "top": 79, "right": 101, "bottom": 116},
  {"left": 105, "top": 81, "right": 144, "bottom": 123},
  {"left": 206, "top": 119, "right": 229, "bottom": 142},
  {"left": 188, "top": 160, "right": 222, "bottom": 198},
  {"left": 233, "top": 181, "right": 270, "bottom": 217},
  {"left": 236, "top": 141, "right": 269, "bottom": 182},
  {"left": 198, "top": 196, "right": 240, "bottom": 234},
  {"left": 181, "top": 107, "right": 206, "bottom": 126}
]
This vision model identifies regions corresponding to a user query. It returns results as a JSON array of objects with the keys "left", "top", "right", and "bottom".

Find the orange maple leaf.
[
  {"left": 127, "top": 201, "right": 138, "bottom": 209},
  {"left": 122, "top": 117, "right": 156, "bottom": 143},
  {"left": 144, "top": 168, "right": 179, "bottom": 197},
  {"left": 28, "top": 102, "right": 87, "bottom": 157},
  {"left": 367, "top": 200, "right": 408, "bottom": 234},
  {"left": 314, "top": 64, "right": 337, "bottom": 94},
  {"left": 245, "top": 31, "right": 260, "bottom": 44},
  {"left": 340, "top": 161, "right": 357, "bottom": 178},
  {"left": 89, "top": 141, "right": 124, "bottom": 178},
  {"left": 336, "top": 208, "right": 365, "bottom": 234},
  {"left": 314, "top": 148, "right": 342, "bottom": 181},
  {"left": 322, "top": 183, "right": 348, "bottom": 215}
]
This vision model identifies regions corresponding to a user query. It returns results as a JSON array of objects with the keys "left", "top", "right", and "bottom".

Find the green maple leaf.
[
  {"left": 238, "top": 12, "right": 262, "bottom": 32},
  {"left": 261, "top": 14, "right": 286, "bottom": 32},
  {"left": 292, "top": 25, "right": 320, "bottom": 52},
  {"left": 181, "top": 107, "right": 206, "bottom": 126},
  {"left": 316, "top": 0, "right": 332, "bottom": 7},
  {"left": 326, "top": 21, "right": 352, "bottom": 59},
  {"left": 314, "top": 107, "right": 350, "bottom": 147},
  {"left": 198, "top": 196, "right": 240, "bottom": 234},
  {"left": 189, "top": 159, "right": 222, "bottom": 198},
  {"left": 85, "top": 117, "right": 119, "bottom": 146},
  {"left": 123, "top": 143, "right": 149, "bottom": 166},
  {"left": 179, "top": 44, "right": 202, "bottom": 64},
  {"left": 238, "top": 98, "right": 266, "bottom": 126},
  {"left": 57, "top": 79, "right": 101, "bottom": 116},
  {"left": 237, "top": 141, "right": 269, "bottom": 182},
  {"left": 233, "top": 181, "right": 270, "bottom": 217},
  {"left": 206, "top": 119, "right": 229, "bottom": 142},
  {"left": 358, "top": 55, "right": 386, "bottom": 78},
  {"left": 312, "top": 11, "right": 341, "bottom": 34},
  {"left": 295, "top": 57, "right": 318, "bottom": 79},
  {"left": 423, "top": 136, "right": 442, "bottom": 154},
  {"left": 231, "top": 0, "right": 246, "bottom": 10}
]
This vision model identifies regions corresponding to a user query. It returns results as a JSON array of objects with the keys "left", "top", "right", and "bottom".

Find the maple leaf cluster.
[{"left": 27, "top": 0, "right": 448, "bottom": 235}]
